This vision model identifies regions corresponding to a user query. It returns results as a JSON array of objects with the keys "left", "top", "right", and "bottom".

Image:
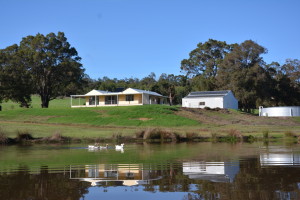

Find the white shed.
[{"left": 182, "top": 90, "right": 238, "bottom": 109}]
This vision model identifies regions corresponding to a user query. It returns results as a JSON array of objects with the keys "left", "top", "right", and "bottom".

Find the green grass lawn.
[
  {"left": 0, "top": 100, "right": 198, "bottom": 127},
  {"left": 0, "top": 96, "right": 199, "bottom": 138},
  {"left": 0, "top": 96, "right": 299, "bottom": 139}
]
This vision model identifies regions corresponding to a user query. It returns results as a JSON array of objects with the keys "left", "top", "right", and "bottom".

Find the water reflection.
[
  {"left": 87, "top": 147, "right": 124, "bottom": 153},
  {"left": 183, "top": 161, "right": 239, "bottom": 183},
  {"left": 70, "top": 164, "right": 162, "bottom": 186},
  {"left": 260, "top": 146, "right": 300, "bottom": 166},
  {"left": 1, "top": 144, "right": 300, "bottom": 200}
]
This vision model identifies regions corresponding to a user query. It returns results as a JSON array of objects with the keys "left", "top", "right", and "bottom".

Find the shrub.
[
  {"left": 50, "top": 133, "right": 63, "bottom": 141},
  {"left": 43, "top": 132, "right": 70, "bottom": 143},
  {"left": 211, "top": 132, "right": 218, "bottom": 141},
  {"left": 16, "top": 130, "right": 34, "bottom": 141},
  {"left": 0, "top": 128, "right": 8, "bottom": 144},
  {"left": 284, "top": 131, "right": 295, "bottom": 137},
  {"left": 244, "top": 135, "right": 255, "bottom": 143},
  {"left": 227, "top": 129, "right": 242, "bottom": 138},
  {"left": 225, "top": 129, "right": 242, "bottom": 142},
  {"left": 136, "top": 128, "right": 179, "bottom": 141},
  {"left": 142, "top": 128, "right": 156, "bottom": 140},
  {"left": 135, "top": 130, "right": 145, "bottom": 139},
  {"left": 186, "top": 132, "right": 198, "bottom": 140},
  {"left": 262, "top": 130, "right": 269, "bottom": 139},
  {"left": 214, "top": 107, "right": 221, "bottom": 111},
  {"left": 112, "top": 132, "right": 123, "bottom": 140}
]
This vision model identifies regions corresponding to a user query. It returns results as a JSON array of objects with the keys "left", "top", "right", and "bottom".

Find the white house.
[
  {"left": 70, "top": 88, "right": 167, "bottom": 107},
  {"left": 182, "top": 90, "right": 238, "bottom": 109}
]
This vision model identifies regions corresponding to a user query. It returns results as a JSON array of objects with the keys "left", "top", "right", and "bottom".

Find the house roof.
[
  {"left": 85, "top": 89, "right": 109, "bottom": 95},
  {"left": 123, "top": 88, "right": 163, "bottom": 97},
  {"left": 183, "top": 90, "right": 232, "bottom": 98},
  {"left": 71, "top": 88, "right": 164, "bottom": 97}
]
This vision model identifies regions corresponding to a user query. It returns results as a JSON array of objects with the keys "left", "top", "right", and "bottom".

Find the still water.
[{"left": 0, "top": 142, "right": 300, "bottom": 200}]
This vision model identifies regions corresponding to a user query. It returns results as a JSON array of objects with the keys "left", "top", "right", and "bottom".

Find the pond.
[{"left": 0, "top": 142, "right": 300, "bottom": 200}]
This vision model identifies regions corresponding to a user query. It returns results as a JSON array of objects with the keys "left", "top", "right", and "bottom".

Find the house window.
[
  {"left": 199, "top": 102, "right": 205, "bottom": 106},
  {"left": 126, "top": 95, "right": 134, "bottom": 101},
  {"left": 105, "top": 96, "right": 117, "bottom": 105},
  {"left": 89, "top": 96, "right": 99, "bottom": 105}
]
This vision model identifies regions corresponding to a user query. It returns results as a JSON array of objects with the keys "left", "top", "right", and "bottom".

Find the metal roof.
[
  {"left": 71, "top": 88, "right": 164, "bottom": 97},
  {"left": 125, "top": 88, "right": 163, "bottom": 97},
  {"left": 184, "top": 90, "right": 231, "bottom": 98}
]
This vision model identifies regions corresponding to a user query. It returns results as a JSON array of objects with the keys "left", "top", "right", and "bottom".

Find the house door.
[
  {"left": 89, "top": 96, "right": 99, "bottom": 105},
  {"left": 105, "top": 96, "right": 117, "bottom": 105}
]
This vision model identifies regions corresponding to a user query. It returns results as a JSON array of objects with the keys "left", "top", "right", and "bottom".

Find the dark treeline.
[{"left": 0, "top": 32, "right": 299, "bottom": 111}]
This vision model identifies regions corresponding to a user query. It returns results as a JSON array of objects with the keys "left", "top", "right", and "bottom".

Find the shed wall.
[
  {"left": 223, "top": 92, "right": 238, "bottom": 109},
  {"left": 182, "top": 97, "right": 223, "bottom": 108}
]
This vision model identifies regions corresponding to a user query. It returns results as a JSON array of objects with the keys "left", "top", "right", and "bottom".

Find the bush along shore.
[{"left": 1, "top": 128, "right": 300, "bottom": 145}]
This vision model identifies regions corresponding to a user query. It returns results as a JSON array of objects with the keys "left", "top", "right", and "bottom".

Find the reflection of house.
[
  {"left": 69, "top": 164, "right": 161, "bottom": 186},
  {"left": 260, "top": 146, "right": 300, "bottom": 166},
  {"left": 182, "top": 90, "right": 238, "bottom": 109},
  {"left": 70, "top": 88, "right": 167, "bottom": 107},
  {"left": 183, "top": 161, "right": 240, "bottom": 183}
]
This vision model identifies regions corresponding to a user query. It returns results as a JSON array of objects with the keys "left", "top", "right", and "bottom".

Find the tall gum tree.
[
  {"left": 181, "top": 39, "right": 232, "bottom": 78},
  {"left": 216, "top": 40, "right": 269, "bottom": 111},
  {"left": 19, "top": 32, "right": 85, "bottom": 108},
  {"left": 0, "top": 44, "right": 33, "bottom": 107}
]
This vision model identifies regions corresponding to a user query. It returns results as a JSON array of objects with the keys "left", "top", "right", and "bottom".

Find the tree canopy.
[
  {"left": 181, "top": 39, "right": 232, "bottom": 78},
  {"left": 0, "top": 32, "right": 85, "bottom": 108},
  {"left": 0, "top": 44, "right": 33, "bottom": 107}
]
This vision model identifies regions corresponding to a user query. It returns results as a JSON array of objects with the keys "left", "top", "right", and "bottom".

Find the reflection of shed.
[
  {"left": 69, "top": 164, "right": 161, "bottom": 186},
  {"left": 183, "top": 161, "right": 239, "bottom": 182},
  {"left": 260, "top": 146, "right": 300, "bottom": 166}
]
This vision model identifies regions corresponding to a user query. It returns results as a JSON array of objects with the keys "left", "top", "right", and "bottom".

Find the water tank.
[{"left": 259, "top": 106, "right": 300, "bottom": 117}]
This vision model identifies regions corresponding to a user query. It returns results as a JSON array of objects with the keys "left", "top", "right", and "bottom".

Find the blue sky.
[{"left": 1, "top": 0, "right": 299, "bottom": 79}]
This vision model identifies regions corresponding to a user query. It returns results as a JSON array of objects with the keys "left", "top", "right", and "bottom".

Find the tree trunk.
[
  {"left": 169, "top": 93, "right": 173, "bottom": 106},
  {"left": 41, "top": 95, "right": 49, "bottom": 108},
  {"left": 20, "top": 102, "right": 30, "bottom": 108}
]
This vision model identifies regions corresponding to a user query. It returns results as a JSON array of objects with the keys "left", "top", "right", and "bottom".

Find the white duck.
[
  {"left": 99, "top": 144, "right": 109, "bottom": 149},
  {"left": 115, "top": 143, "right": 124, "bottom": 150},
  {"left": 88, "top": 143, "right": 100, "bottom": 149}
]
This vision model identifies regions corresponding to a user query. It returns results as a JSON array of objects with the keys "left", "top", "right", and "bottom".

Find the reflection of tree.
[
  {"left": 143, "top": 163, "right": 192, "bottom": 192},
  {"left": 230, "top": 158, "right": 300, "bottom": 200},
  {"left": 142, "top": 159, "right": 300, "bottom": 200},
  {"left": 183, "top": 158, "right": 300, "bottom": 200},
  {"left": 0, "top": 165, "right": 89, "bottom": 200}
]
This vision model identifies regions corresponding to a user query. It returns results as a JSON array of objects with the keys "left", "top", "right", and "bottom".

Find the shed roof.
[{"left": 184, "top": 90, "right": 231, "bottom": 98}]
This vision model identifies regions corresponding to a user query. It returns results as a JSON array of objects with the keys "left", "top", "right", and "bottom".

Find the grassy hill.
[{"left": 0, "top": 96, "right": 299, "bottom": 139}]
